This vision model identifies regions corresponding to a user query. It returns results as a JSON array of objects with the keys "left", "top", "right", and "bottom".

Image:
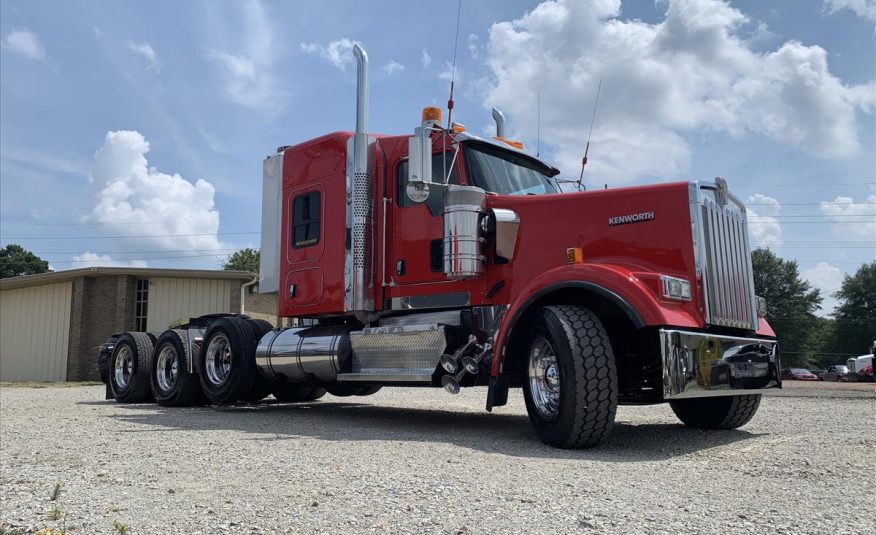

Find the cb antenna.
[
  {"left": 577, "top": 78, "right": 602, "bottom": 191},
  {"left": 446, "top": 0, "right": 463, "bottom": 128}
]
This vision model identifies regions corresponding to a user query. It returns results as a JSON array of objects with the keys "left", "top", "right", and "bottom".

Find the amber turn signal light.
[{"left": 566, "top": 247, "right": 584, "bottom": 264}]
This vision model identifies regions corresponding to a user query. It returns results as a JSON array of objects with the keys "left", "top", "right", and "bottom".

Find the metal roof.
[{"left": 0, "top": 267, "right": 256, "bottom": 290}]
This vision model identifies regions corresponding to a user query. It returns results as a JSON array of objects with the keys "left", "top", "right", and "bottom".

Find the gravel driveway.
[{"left": 1, "top": 383, "right": 873, "bottom": 534}]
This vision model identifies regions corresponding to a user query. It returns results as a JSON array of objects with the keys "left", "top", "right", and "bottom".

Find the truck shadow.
[{"left": 92, "top": 397, "right": 763, "bottom": 462}]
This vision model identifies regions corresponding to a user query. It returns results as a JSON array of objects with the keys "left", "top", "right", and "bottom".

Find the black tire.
[
  {"left": 198, "top": 317, "right": 258, "bottom": 404},
  {"left": 150, "top": 329, "right": 203, "bottom": 407},
  {"left": 325, "top": 384, "right": 366, "bottom": 397},
  {"left": 522, "top": 306, "right": 618, "bottom": 449},
  {"left": 355, "top": 386, "right": 382, "bottom": 396},
  {"left": 246, "top": 319, "right": 274, "bottom": 338},
  {"left": 669, "top": 394, "right": 761, "bottom": 429},
  {"left": 237, "top": 319, "right": 273, "bottom": 402},
  {"left": 272, "top": 384, "right": 327, "bottom": 402},
  {"left": 109, "top": 332, "right": 155, "bottom": 403}
]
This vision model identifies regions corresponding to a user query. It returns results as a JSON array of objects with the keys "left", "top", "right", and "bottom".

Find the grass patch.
[
  {"left": 113, "top": 521, "right": 129, "bottom": 534},
  {"left": 47, "top": 506, "right": 63, "bottom": 521},
  {"left": 50, "top": 481, "right": 62, "bottom": 501}
]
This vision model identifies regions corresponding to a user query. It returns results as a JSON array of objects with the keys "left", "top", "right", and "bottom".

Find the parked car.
[
  {"left": 819, "top": 365, "right": 850, "bottom": 382},
  {"left": 781, "top": 368, "right": 819, "bottom": 381}
]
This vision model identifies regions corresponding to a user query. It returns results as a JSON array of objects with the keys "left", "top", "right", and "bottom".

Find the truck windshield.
[{"left": 465, "top": 143, "right": 558, "bottom": 195}]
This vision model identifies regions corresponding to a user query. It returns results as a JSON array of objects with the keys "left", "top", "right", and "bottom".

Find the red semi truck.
[{"left": 99, "top": 45, "right": 780, "bottom": 448}]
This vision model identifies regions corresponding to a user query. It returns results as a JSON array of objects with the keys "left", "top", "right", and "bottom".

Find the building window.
[
  {"left": 291, "top": 191, "right": 321, "bottom": 248},
  {"left": 134, "top": 278, "right": 149, "bottom": 331}
]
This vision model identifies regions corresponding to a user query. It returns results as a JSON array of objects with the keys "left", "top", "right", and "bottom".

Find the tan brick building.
[{"left": 0, "top": 267, "right": 281, "bottom": 382}]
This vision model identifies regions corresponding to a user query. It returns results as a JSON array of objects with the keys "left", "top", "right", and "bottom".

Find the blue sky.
[{"left": 1, "top": 0, "right": 874, "bottom": 314}]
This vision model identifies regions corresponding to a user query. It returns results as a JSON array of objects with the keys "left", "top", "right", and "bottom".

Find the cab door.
[{"left": 388, "top": 152, "right": 457, "bottom": 286}]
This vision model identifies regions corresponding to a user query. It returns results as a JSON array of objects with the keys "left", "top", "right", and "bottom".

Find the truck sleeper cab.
[{"left": 99, "top": 44, "right": 779, "bottom": 449}]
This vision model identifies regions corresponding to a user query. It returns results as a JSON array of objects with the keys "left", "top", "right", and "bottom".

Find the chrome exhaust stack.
[
  {"left": 346, "top": 43, "right": 375, "bottom": 315},
  {"left": 491, "top": 107, "right": 506, "bottom": 138},
  {"left": 352, "top": 44, "right": 369, "bottom": 169}
]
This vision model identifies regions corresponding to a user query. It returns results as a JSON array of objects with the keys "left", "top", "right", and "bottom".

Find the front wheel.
[
  {"left": 522, "top": 306, "right": 618, "bottom": 449},
  {"left": 669, "top": 394, "right": 761, "bottom": 429}
]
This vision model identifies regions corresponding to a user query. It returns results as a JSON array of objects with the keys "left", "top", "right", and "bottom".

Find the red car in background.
[{"left": 781, "top": 368, "right": 819, "bottom": 381}]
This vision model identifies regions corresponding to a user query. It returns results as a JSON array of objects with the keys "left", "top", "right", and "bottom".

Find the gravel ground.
[{"left": 1, "top": 382, "right": 873, "bottom": 534}]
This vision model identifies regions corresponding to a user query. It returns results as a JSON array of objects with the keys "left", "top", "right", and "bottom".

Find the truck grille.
[{"left": 696, "top": 184, "right": 757, "bottom": 330}]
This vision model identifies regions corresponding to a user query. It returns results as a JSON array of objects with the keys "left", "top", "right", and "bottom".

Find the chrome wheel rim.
[
  {"left": 113, "top": 345, "right": 134, "bottom": 390},
  {"left": 156, "top": 345, "right": 179, "bottom": 392},
  {"left": 528, "top": 338, "right": 561, "bottom": 419},
  {"left": 204, "top": 333, "right": 232, "bottom": 386}
]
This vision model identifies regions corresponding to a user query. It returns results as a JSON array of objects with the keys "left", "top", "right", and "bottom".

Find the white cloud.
[
  {"left": 383, "top": 60, "right": 405, "bottom": 75},
  {"left": 209, "top": 50, "right": 255, "bottom": 79},
  {"left": 746, "top": 193, "right": 782, "bottom": 246},
  {"left": 468, "top": 34, "right": 481, "bottom": 59},
  {"left": 820, "top": 194, "right": 876, "bottom": 242},
  {"left": 206, "top": 0, "right": 282, "bottom": 113},
  {"left": 823, "top": 0, "right": 876, "bottom": 22},
  {"left": 481, "top": 0, "right": 875, "bottom": 184},
  {"left": 1, "top": 146, "right": 88, "bottom": 177},
  {"left": 421, "top": 48, "right": 432, "bottom": 67},
  {"left": 300, "top": 38, "right": 362, "bottom": 70},
  {"left": 85, "top": 130, "right": 224, "bottom": 252},
  {"left": 438, "top": 61, "right": 461, "bottom": 82},
  {"left": 71, "top": 252, "right": 148, "bottom": 269},
  {"left": 4, "top": 29, "right": 45, "bottom": 61},
  {"left": 127, "top": 41, "right": 161, "bottom": 72},
  {"left": 801, "top": 262, "right": 845, "bottom": 316}
]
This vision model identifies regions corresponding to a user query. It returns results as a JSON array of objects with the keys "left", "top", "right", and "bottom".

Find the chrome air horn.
[
  {"left": 439, "top": 335, "right": 478, "bottom": 374},
  {"left": 442, "top": 344, "right": 491, "bottom": 394}
]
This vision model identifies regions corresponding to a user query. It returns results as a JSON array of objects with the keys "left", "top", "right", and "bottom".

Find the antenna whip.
[
  {"left": 578, "top": 78, "right": 602, "bottom": 190},
  {"left": 447, "top": 0, "right": 463, "bottom": 128}
]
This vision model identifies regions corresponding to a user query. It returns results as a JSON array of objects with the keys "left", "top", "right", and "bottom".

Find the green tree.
[
  {"left": 831, "top": 261, "right": 876, "bottom": 358},
  {"left": 222, "top": 248, "right": 260, "bottom": 273},
  {"left": 750, "top": 248, "right": 822, "bottom": 367},
  {"left": 0, "top": 244, "right": 50, "bottom": 278}
]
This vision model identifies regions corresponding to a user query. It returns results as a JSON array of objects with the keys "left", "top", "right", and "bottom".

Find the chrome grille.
[{"left": 693, "top": 182, "right": 757, "bottom": 330}]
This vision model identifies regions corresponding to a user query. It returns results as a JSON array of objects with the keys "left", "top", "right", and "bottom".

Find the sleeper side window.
[{"left": 291, "top": 191, "right": 321, "bottom": 248}]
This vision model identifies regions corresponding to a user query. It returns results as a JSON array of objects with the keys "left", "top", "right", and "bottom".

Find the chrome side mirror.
[{"left": 406, "top": 128, "right": 432, "bottom": 202}]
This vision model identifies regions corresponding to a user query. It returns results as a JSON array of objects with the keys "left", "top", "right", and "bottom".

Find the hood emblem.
[{"left": 608, "top": 211, "right": 655, "bottom": 226}]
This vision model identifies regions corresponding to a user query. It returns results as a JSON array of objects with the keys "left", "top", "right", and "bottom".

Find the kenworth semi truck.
[{"left": 98, "top": 45, "right": 780, "bottom": 448}]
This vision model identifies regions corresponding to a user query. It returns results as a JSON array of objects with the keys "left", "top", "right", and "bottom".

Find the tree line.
[{"left": 2, "top": 244, "right": 873, "bottom": 367}]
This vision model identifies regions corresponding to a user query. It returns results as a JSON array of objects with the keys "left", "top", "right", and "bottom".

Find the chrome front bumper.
[{"left": 661, "top": 329, "right": 780, "bottom": 400}]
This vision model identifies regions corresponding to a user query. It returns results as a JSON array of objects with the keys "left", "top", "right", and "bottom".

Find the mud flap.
[{"left": 486, "top": 376, "right": 509, "bottom": 411}]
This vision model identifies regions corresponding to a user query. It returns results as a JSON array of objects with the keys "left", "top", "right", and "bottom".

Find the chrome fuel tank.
[{"left": 255, "top": 326, "right": 352, "bottom": 385}]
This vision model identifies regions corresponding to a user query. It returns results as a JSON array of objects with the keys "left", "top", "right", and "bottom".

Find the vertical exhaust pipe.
[
  {"left": 352, "top": 44, "right": 369, "bottom": 173},
  {"left": 491, "top": 107, "right": 506, "bottom": 138},
  {"left": 346, "top": 43, "right": 375, "bottom": 315}
]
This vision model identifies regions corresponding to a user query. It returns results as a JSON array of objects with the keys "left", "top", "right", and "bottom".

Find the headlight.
[
  {"left": 661, "top": 275, "right": 692, "bottom": 301},
  {"left": 755, "top": 296, "right": 767, "bottom": 317}
]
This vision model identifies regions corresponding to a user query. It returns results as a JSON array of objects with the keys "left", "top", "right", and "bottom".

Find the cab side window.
[
  {"left": 397, "top": 152, "right": 458, "bottom": 207},
  {"left": 291, "top": 191, "right": 320, "bottom": 248}
]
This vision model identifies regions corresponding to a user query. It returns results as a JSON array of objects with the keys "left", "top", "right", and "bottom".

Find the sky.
[{"left": 1, "top": 0, "right": 874, "bottom": 315}]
